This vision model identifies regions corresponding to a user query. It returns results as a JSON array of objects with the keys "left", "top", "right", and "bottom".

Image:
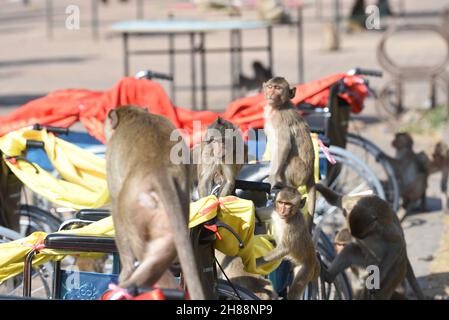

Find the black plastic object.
[
  {"left": 76, "top": 209, "right": 111, "bottom": 221},
  {"left": 234, "top": 180, "right": 271, "bottom": 193},
  {"left": 44, "top": 234, "right": 117, "bottom": 253},
  {"left": 25, "top": 140, "right": 44, "bottom": 149},
  {"left": 353, "top": 68, "right": 383, "bottom": 77},
  {"left": 33, "top": 124, "right": 69, "bottom": 135}
]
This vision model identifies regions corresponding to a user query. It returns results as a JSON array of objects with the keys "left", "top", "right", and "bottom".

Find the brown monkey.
[
  {"left": 429, "top": 141, "right": 449, "bottom": 213},
  {"left": 316, "top": 183, "right": 425, "bottom": 300},
  {"left": 389, "top": 132, "right": 429, "bottom": 213},
  {"left": 215, "top": 251, "right": 277, "bottom": 300},
  {"left": 194, "top": 117, "right": 247, "bottom": 198},
  {"left": 256, "top": 187, "right": 320, "bottom": 300},
  {"left": 263, "top": 77, "right": 316, "bottom": 227},
  {"left": 104, "top": 106, "right": 205, "bottom": 299}
]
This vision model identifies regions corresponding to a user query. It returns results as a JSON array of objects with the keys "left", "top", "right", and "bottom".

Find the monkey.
[
  {"left": 388, "top": 132, "right": 429, "bottom": 215},
  {"left": 429, "top": 141, "right": 449, "bottom": 214},
  {"left": 315, "top": 183, "right": 426, "bottom": 300},
  {"left": 263, "top": 77, "right": 316, "bottom": 227},
  {"left": 104, "top": 106, "right": 205, "bottom": 299},
  {"left": 194, "top": 117, "right": 247, "bottom": 198},
  {"left": 256, "top": 187, "right": 320, "bottom": 300},
  {"left": 215, "top": 251, "right": 277, "bottom": 300},
  {"left": 239, "top": 61, "right": 273, "bottom": 94}
]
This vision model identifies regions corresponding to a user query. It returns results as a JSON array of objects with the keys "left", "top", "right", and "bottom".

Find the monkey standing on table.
[
  {"left": 316, "top": 183, "right": 425, "bottom": 300},
  {"left": 256, "top": 187, "right": 320, "bottom": 299},
  {"left": 104, "top": 106, "right": 205, "bottom": 299},
  {"left": 194, "top": 117, "right": 247, "bottom": 198},
  {"left": 263, "top": 77, "right": 316, "bottom": 226}
]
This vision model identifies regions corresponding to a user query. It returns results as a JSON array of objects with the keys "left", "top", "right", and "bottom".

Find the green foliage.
[{"left": 397, "top": 106, "right": 449, "bottom": 135}]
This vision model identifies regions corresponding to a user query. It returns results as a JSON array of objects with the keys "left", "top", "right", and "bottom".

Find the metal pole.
[
  {"left": 230, "top": 30, "right": 237, "bottom": 100},
  {"left": 235, "top": 29, "right": 243, "bottom": 98},
  {"left": 169, "top": 33, "right": 176, "bottom": 105},
  {"left": 297, "top": 7, "right": 304, "bottom": 84},
  {"left": 91, "top": 0, "right": 99, "bottom": 40},
  {"left": 46, "top": 0, "right": 54, "bottom": 39},
  {"left": 123, "top": 33, "right": 129, "bottom": 76},
  {"left": 200, "top": 32, "right": 207, "bottom": 110},
  {"left": 267, "top": 26, "right": 273, "bottom": 76},
  {"left": 190, "top": 33, "right": 197, "bottom": 110}
]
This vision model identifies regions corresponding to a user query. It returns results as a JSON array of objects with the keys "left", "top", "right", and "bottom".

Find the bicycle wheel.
[
  {"left": 306, "top": 241, "right": 352, "bottom": 300},
  {"left": 0, "top": 226, "right": 52, "bottom": 299},
  {"left": 346, "top": 133, "right": 400, "bottom": 211},
  {"left": 216, "top": 279, "right": 260, "bottom": 300},
  {"left": 17, "top": 204, "right": 62, "bottom": 235}
]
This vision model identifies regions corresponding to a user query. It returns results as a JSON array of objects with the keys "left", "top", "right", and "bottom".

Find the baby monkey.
[
  {"left": 256, "top": 187, "right": 320, "bottom": 299},
  {"left": 194, "top": 117, "right": 247, "bottom": 198}
]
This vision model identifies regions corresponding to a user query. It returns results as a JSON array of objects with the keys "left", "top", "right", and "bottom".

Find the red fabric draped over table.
[{"left": 0, "top": 74, "right": 367, "bottom": 147}]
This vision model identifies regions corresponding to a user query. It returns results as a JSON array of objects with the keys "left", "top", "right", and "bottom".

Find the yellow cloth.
[
  {"left": 0, "top": 128, "right": 109, "bottom": 209},
  {"left": 0, "top": 196, "right": 280, "bottom": 283}
]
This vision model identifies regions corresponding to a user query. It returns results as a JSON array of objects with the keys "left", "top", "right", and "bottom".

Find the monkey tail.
[
  {"left": 405, "top": 258, "right": 426, "bottom": 300},
  {"left": 157, "top": 174, "right": 206, "bottom": 300},
  {"left": 315, "top": 183, "right": 343, "bottom": 210}
]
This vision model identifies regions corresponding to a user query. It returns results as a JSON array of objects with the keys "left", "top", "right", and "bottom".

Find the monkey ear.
[
  {"left": 108, "top": 109, "right": 119, "bottom": 130},
  {"left": 289, "top": 87, "right": 297, "bottom": 99}
]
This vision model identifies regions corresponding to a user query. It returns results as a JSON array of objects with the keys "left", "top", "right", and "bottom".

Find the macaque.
[
  {"left": 104, "top": 106, "right": 205, "bottom": 299},
  {"left": 194, "top": 117, "right": 247, "bottom": 198},
  {"left": 389, "top": 132, "right": 429, "bottom": 214},
  {"left": 256, "top": 187, "right": 320, "bottom": 300},
  {"left": 263, "top": 77, "right": 316, "bottom": 226},
  {"left": 429, "top": 141, "right": 449, "bottom": 213},
  {"left": 316, "top": 183, "right": 425, "bottom": 300}
]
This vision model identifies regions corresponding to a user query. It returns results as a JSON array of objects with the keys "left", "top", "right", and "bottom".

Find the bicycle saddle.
[{"left": 236, "top": 162, "right": 270, "bottom": 182}]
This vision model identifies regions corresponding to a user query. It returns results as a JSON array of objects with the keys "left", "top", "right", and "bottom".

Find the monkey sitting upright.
[
  {"left": 389, "top": 132, "right": 429, "bottom": 214},
  {"left": 263, "top": 77, "right": 316, "bottom": 227},
  {"left": 316, "top": 183, "right": 425, "bottom": 300},
  {"left": 104, "top": 106, "right": 205, "bottom": 299},
  {"left": 256, "top": 187, "right": 320, "bottom": 300},
  {"left": 194, "top": 117, "right": 247, "bottom": 198},
  {"left": 429, "top": 141, "right": 449, "bottom": 213}
]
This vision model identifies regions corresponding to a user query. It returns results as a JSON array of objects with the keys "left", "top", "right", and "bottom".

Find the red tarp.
[{"left": 0, "top": 74, "right": 368, "bottom": 147}]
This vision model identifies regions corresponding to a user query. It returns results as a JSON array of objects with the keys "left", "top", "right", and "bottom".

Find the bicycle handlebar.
[
  {"left": 33, "top": 124, "right": 69, "bottom": 135},
  {"left": 349, "top": 68, "right": 383, "bottom": 77},
  {"left": 135, "top": 70, "right": 174, "bottom": 81}
]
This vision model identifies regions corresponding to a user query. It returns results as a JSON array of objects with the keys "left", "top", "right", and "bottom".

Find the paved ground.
[{"left": 1, "top": 0, "right": 449, "bottom": 299}]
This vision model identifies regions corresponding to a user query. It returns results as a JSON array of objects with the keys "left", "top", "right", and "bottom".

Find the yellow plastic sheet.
[
  {"left": 0, "top": 196, "right": 280, "bottom": 283},
  {"left": 0, "top": 128, "right": 109, "bottom": 209}
]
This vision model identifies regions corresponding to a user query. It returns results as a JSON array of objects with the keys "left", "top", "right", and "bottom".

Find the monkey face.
[
  {"left": 275, "top": 200, "right": 295, "bottom": 220},
  {"left": 263, "top": 77, "right": 296, "bottom": 107},
  {"left": 392, "top": 133, "right": 413, "bottom": 150}
]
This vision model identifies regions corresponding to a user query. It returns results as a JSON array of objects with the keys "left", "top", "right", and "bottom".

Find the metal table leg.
[
  {"left": 123, "top": 33, "right": 129, "bottom": 76},
  {"left": 46, "top": 0, "right": 54, "bottom": 39},
  {"left": 200, "top": 32, "right": 207, "bottom": 110},
  {"left": 297, "top": 7, "right": 304, "bottom": 84},
  {"left": 169, "top": 32, "right": 176, "bottom": 105},
  {"left": 190, "top": 33, "right": 197, "bottom": 110},
  {"left": 91, "top": 0, "right": 99, "bottom": 40}
]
